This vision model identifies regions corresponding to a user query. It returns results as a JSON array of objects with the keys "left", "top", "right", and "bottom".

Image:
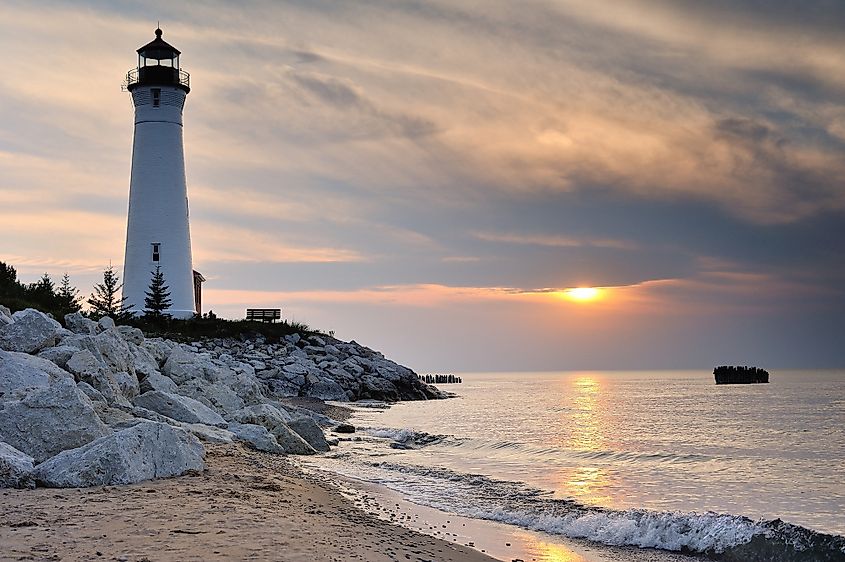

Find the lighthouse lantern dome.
[{"left": 125, "top": 28, "right": 190, "bottom": 93}]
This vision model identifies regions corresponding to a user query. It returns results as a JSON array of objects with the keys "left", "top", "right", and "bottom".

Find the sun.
[{"left": 564, "top": 287, "right": 601, "bottom": 302}]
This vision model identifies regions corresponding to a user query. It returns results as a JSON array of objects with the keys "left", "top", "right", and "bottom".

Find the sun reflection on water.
[
  {"left": 512, "top": 530, "right": 591, "bottom": 562},
  {"left": 557, "top": 374, "right": 613, "bottom": 505}
]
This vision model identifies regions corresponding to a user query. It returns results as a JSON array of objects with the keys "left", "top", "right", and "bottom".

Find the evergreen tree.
[
  {"left": 87, "top": 265, "right": 133, "bottom": 320},
  {"left": 28, "top": 273, "right": 55, "bottom": 301},
  {"left": 56, "top": 273, "right": 82, "bottom": 316},
  {"left": 143, "top": 266, "right": 172, "bottom": 318}
]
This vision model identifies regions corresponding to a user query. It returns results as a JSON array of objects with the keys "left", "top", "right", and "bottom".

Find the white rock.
[
  {"left": 66, "top": 349, "right": 131, "bottom": 407},
  {"left": 63, "top": 330, "right": 135, "bottom": 380},
  {"left": 0, "top": 309, "right": 62, "bottom": 353},
  {"left": 177, "top": 380, "right": 245, "bottom": 416},
  {"left": 229, "top": 371, "right": 266, "bottom": 405},
  {"left": 229, "top": 403, "right": 293, "bottom": 425},
  {"left": 0, "top": 441, "right": 35, "bottom": 488},
  {"left": 229, "top": 405, "right": 315, "bottom": 455},
  {"left": 226, "top": 422, "right": 284, "bottom": 454},
  {"left": 130, "top": 406, "right": 181, "bottom": 425},
  {"left": 129, "top": 343, "right": 161, "bottom": 380},
  {"left": 0, "top": 350, "right": 72, "bottom": 398},
  {"left": 139, "top": 371, "right": 179, "bottom": 394},
  {"left": 182, "top": 423, "right": 235, "bottom": 444},
  {"left": 308, "top": 378, "right": 349, "bottom": 401},
  {"left": 63, "top": 312, "right": 98, "bottom": 335},
  {"left": 0, "top": 306, "right": 13, "bottom": 327},
  {"left": 76, "top": 381, "right": 106, "bottom": 404},
  {"left": 0, "top": 377, "right": 111, "bottom": 463},
  {"left": 133, "top": 391, "right": 227, "bottom": 427},
  {"left": 36, "top": 345, "right": 79, "bottom": 370},
  {"left": 97, "top": 316, "right": 116, "bottom": 331},
  {"left": 141, "top": 338, "right": 175, "bottom": 365},
  {"left": 33, "top": 421, "right": 205, "bottom": 487},
  {"left": 287, "top": 416, "right": 330, "bottom": 452},
  {"left": 116, "top": 325, "right": 144, "bottom": 345},
  {"left": 282, "top": 362, "right": 308, "bottom": 376},
  {"left": 113, "top": 371, "right": 140, "bottom": 400},
  {"left": 162, "top": 347, "right": 213, "bottom": 384}
]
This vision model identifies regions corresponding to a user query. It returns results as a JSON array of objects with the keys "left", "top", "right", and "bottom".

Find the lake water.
[{"left": 306, "top": 370, "right": 845, "bottom": 560}]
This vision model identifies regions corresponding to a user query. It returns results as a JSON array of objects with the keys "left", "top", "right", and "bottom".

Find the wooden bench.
[{"left": 246, "top": 308, "right": 281, "bottom": 323}]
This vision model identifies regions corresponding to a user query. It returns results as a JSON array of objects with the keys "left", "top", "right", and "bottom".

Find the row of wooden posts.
[{"left": 419, "top": 373, "right": 462, "bottom": 384}]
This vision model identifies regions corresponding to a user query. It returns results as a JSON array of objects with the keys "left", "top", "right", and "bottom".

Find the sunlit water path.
[{"left": 304, "top": 370, "right": 845, "bottom": 559}]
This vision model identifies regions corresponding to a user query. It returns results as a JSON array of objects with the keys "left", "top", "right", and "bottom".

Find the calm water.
[{"left": 307, "top": 370, "right": 845, "bottom": 558}]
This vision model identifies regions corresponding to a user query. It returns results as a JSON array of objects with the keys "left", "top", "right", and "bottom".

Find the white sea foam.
[
  {"left": 362, "top": 427, "right": 448, "bottom": 448},
  {"left": 462, "top": 507, "right": 762, "bottom": 553}
]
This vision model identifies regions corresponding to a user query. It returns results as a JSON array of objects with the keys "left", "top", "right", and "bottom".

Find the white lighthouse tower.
[{"left": 122, "top": 28, "right": 195, "bottom": 318}]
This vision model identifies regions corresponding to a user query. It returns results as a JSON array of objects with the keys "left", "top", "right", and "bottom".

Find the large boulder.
[
  {"left": 0, "top": 350, "right": 72, "bottom": 398},
  {"left": 177, "top": 379, "right": 245, "bottom": 417},
  {"left": 0, "top": 377, "right": 111, "bottom": 463},
  {"left": 0, "top": 309, "right": 62, "bottom": 353},
  {"left": 0, "top": 441, "right": 35, "bottom": 488},
  {"left": 116, "top": 326, "right": 144, "bottom": 345},
  {"left": 226, "top": 422, "right": 285, "bottom": 454},
  {"left": 36, "top": 345, "right": 79, "bottom": 370},
  {"left": 307, "top": 377, "right": 349, "bottom": 401},
  {"left": 63, "top": 312, "right": 98, "bottom": 335},
  {"left": 287, "top": 416, "right": 330, "bottom": 452},
  {"left": 113, "top": 371, "right": 140, "bottom": 401},
  {"left": 66, "top": 349, "right": 131, "bottom": 407},
  {"left": 229, "top": 403, "right": 292, "bottom": 425},
  {"left": 162, "top": 347, "right": 214, "bottom": 384},
  {"left": 141, "top": 338, "right": 176, "bottom": 366},
  {"left": 33, "top": 421, "right": 205, "bottom": 487},
  {"left": 182, "top": 423, "right": 236, "bottom": 444},
  {"left": 129, "top": 343, "right": 161, "bottom": 381},
  {"left": 0, "top": 305, "right": 12, "bottom": 327},
  {"left": 228, "top": 407, "right": 315, "bottom": 455},
  {"left": 133, "top": 391, "right": 226, "bottom": 428},
  {"left": 139, "top": 371, "right": 179, "bottom": 394},
  {"left": 63, "top": 329, "right": 135, "bottom": 380}
]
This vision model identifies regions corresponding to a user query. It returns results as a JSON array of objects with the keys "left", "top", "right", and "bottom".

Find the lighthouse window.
[
  {"left": 152, "top": 88, "right": 161, "bottom": 108},
  {"left": 151, "top": 243, "right": 160, "bottom": 262}
]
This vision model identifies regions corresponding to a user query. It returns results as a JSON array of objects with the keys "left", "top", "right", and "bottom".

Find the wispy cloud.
[{"left": 1, "top": 0, "right": 843, "bottom": 368}]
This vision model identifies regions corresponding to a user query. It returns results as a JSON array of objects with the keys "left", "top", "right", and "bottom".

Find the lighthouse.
[{"left": 122, "top": 28, "right": 196, "bottom": 318}]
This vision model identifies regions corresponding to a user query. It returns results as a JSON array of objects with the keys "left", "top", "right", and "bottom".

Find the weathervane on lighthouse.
[{"left": 122, "top": 28, "right": 200, "bottom": 318}]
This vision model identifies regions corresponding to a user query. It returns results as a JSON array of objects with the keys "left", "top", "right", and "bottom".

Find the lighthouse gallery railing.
[{"left": 123, "top": 67, "right": 190, "bottom": 91}]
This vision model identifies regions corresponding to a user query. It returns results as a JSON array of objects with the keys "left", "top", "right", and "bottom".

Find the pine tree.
[
  {"left": 28, "top": 273, "right": 55, "bottom": 300},
  {"left": 56, "top": 273, "right": 82, "bottom": 316},
  {"left": 88, "top": 265, "right": 133, "bottom": 320},
  {"left": 143, "top": 266, "right": 172, "bottom": 318}
]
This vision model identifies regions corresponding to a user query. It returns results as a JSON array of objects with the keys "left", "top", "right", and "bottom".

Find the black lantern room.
[{"left": 125, "top": 28, "right": 190, "bottom": 93}]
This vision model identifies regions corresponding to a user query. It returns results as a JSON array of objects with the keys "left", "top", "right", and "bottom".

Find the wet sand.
[
  {"left": 0, "top": 444, "right": 496, "bottom": 562},
  {"left": 325, "top": 474, "right": 699, "bottom": 562}
]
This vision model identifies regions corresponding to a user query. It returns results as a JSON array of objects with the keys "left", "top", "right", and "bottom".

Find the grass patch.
[{"left": 126, "top": 315, "right": 327, "bottom": 343}]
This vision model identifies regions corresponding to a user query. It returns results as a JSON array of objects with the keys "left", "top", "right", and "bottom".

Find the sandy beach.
[{"left": 0, "top": 443, "right": 496, "bottom": 562}]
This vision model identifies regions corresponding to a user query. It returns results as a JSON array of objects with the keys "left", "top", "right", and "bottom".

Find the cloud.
[
  {"left": 1, "top": 0, "right": 843, "bottom": 369},
  {"left": 473, "top": 231, "right": 638, "bottom": 250}
]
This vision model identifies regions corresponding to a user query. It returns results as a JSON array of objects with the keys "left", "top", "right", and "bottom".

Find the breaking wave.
[
  {"left": 363, "top": 427, "right": 450, "bottom": 449},
  {"left": 325, "top": 457, "right": 845, "bottom": 561}
]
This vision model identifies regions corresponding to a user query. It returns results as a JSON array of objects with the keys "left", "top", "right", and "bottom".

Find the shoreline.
[
  {"left": 302, "top": 402, "right": 698, "bottom": 562},
  {"left": 0, "top": 443, "right": 496, "bottom": 562},
  {"left": 316, "top": 470, "right": 699, "bottom": 562}
]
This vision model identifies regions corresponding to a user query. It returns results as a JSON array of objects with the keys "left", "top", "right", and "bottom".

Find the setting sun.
[{"left": 564, "top": 287, "right": 601, "bottom": 302}]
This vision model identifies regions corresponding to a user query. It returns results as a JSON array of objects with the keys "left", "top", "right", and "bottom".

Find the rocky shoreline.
[{"left": 0, "top": 305, "right": 446, "bottom": 489}]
